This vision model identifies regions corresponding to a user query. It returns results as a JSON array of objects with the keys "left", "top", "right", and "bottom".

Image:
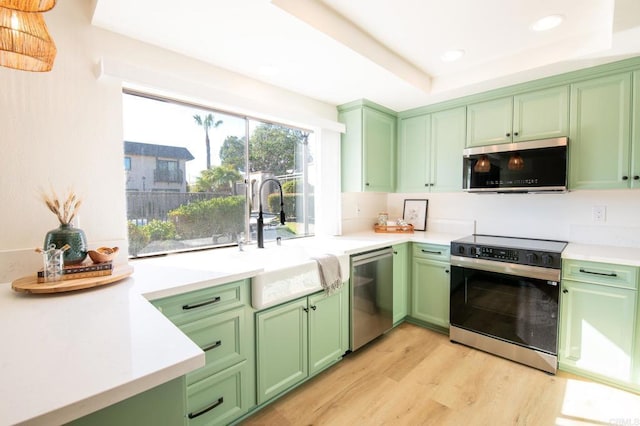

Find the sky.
[
  {"left": 122, "top": 93, "right": 246, "bottom": 182},
  {"left": 122, "top": 93, "right": 317, "bottom": 186}
]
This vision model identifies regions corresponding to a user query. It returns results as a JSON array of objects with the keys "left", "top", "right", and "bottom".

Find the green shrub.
[
  {"left": 168, "top": 195, "right": 245, "bottom": 239},
  {"left": 282, "top": 180, "right": 297, "bottom": 193},
  {"left": 128, "top": 222, "right": 150, "bottom": 257},
  {"left": 268, "top": 193, "right": 314, "bottom": 221},
  {"left": 143, "top": 219, "right": 176, "bottom": 241}
]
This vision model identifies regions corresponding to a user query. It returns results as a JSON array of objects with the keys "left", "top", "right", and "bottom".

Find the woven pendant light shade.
[
  {"left": 0, "top": 6, "right": 56, "bottom": 71},
  {"left": 0, "top": 0, "right": 55, "bottom": 12}
]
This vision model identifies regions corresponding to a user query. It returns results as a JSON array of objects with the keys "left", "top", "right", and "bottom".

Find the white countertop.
[
  {"left": 563, "top": 243, "right": 640, "bottom": 267},
  {"left": 1, "top": 231, "right": 633, "bottom": 425}
]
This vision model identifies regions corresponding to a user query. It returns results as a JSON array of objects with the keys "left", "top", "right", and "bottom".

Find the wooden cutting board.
[{"left": 11, "top": 264, "right": 134, "bottom": 294}]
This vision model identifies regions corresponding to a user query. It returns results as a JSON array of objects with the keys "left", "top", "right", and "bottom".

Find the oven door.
[{"left": 449, "top": 259, "right": 560, "bottom": 355}]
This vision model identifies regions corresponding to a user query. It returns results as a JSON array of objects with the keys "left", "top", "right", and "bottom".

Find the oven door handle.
[{"left": 450, "top": 255, "right": 561, "bottom": 282}]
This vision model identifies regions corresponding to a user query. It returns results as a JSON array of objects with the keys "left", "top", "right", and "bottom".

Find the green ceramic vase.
[{"left": 44, "top": 224, "right": 88, "bottom": 265}]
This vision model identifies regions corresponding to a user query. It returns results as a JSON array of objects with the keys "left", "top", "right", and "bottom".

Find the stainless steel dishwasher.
[{"left": 350, "top": 247, "right": 394, "bottom": 351}]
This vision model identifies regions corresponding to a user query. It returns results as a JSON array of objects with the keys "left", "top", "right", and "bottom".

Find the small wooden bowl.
[{"left": 88, "top": 247, "right": 119, "bottom": 263}]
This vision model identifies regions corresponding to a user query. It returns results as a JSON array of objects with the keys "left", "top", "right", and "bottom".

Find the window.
[{"left": 123, "top": 92, "right": 315, "bottom": 257}]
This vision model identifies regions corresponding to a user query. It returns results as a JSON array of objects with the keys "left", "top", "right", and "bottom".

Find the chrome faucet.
[{"left": 257, "top": 178, "right": 285, "bottom": 248}]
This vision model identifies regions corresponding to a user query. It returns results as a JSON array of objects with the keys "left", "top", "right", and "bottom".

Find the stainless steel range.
[{"left": 449, "top": 234, "right": 567, "bottom": 374}]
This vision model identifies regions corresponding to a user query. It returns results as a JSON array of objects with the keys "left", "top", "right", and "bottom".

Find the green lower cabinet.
[
  {"left": 68, "top": 377, "right": 186, "bottom": 426},
  {"left": 559, "top": 279, "right": 638, "bottom": 386},
  {"left": 186, "top": 362, "right": 252, "bottom": 426},
  {"left": 308, "top": 290, "right": 347, "bottom": 375},
  {"left": 409, "top": 244, "right": 451, "bottom": 330},
  {"left": 256, "top": 298, "right": 308, "bottom": 404},
  {"left": 392, "top": 243, "right": 410, "bottom": 324},
  {"left": 256, "top": 286, "right": 348, "bottom": 405},
  {"left": 151, "top": 280, "right": 255, "bottom": 425},
  {"left": 410, "top": 258, "right": 450, "bottom": 329}
]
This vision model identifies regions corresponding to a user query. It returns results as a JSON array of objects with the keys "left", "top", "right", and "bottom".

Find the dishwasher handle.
[{"left": 351, "top": 247, "right": 394, "bottom": 266}]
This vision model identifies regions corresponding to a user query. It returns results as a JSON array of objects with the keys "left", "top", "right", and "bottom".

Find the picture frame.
[{"left": 403, "top": 199, "right": 428, "bottom": 231}]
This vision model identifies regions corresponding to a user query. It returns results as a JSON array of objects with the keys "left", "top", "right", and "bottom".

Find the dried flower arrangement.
[{"left": 40, "top": 188, "right": 82, "bottom": 226}]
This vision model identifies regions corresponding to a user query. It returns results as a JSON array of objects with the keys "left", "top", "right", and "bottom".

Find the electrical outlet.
[{"left": 592, "top": 205, "right": 606, "bottom": 222}]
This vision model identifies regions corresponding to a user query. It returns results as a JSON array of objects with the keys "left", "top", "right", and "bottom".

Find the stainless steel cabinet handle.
[
  {"left": 202, "top": 340, "right": 222, "bottom": 352},
  {"left": 421, "top": 249, "right": 442, "bottom": 255},
  {"left": 182, "top": 296, "right": 221, "bottom": 310},
  {"left": 188, "top": 397, "right": 224, "bottom": 419},
  {"left": 311, "top": 305, "right": 317, "bottom": 310},
  {"left": 579, "top": 268, "right": 617, "bottom": 277},
  {"left": 303, "top": 307, "right": 309, "bottom": 313}
]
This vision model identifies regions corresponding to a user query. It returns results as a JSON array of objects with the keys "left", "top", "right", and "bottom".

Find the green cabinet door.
[
  {"left": 308, "top": 289, "right": 345, "bottom": 376},
  {"left": 632, "top": 71, "right": 640, "bottom": 188},
  {"left": 569, "top": 73, "right": 632, "bottom": 189},
  {"left": 430, "top": 106, "right": 466, "bottom": 191},
  {"left": 466, "top": 96, "right": 513, "bottom": 147},
  {"left": 467, "top": 86, "right": 569, "bottom": 147},
  {"left": 339, "top": 101, "right": 396, "bottom": 192},
  {"left": 559, "top": 279, "right": 637, "bottom": 384},
  {"left": 392, "top": 243, "right": 410, "bottom": 324},
  {"left": 256, "top": 298, "right": 308, "bottom": 404},
  {"left": 410, "top": 258, "right": 450, "bottom": 329},
  {"left": 397, "top": 114, "right": 430, "bottom": 192},
  {"left": 363, "top": 107, "right": 396, "bottom": 192},
  {"left": 513, "top": 85, "right": 569, "bottom": 142}
]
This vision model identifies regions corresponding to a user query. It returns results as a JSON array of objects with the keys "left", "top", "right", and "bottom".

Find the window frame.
[{"left": 123, "top": 89, "right": 315, "bottom": 257}]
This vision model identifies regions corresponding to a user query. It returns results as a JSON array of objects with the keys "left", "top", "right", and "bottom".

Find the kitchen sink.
[{"left": 246, "top": 244, "right": 349, "bottom": 310}]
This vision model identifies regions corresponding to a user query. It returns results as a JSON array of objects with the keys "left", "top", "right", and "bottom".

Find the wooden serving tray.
[
  {"left": 12, "top": 264, "right": 134, "bottom": 294},
  {"left": 374, "top": 224, "right": 414, "bottom": 233}
]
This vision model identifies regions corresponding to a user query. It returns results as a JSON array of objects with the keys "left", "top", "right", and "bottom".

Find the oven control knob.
[
  {"left": 457, "top": 245, "right": 465, "bottom": 255},
  {"left": 526, "top": 252, "right": 538, "bottom": 264},
  {"left": 541, "top": 254, "right": 554, "bottom": 266}
]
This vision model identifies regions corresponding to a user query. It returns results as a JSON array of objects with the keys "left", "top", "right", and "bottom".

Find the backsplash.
[{"left": 342, "top": 190, "right": 640, "bottom": 247}]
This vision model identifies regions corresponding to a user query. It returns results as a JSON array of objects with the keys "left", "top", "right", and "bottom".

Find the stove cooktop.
[{"left": 451, "top": 234, "right": 568, "bottom": 269}]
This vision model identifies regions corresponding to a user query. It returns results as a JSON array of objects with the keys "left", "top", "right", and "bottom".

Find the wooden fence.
[{"left": 126, "top": 191, "right": 223, "bottom": 223}]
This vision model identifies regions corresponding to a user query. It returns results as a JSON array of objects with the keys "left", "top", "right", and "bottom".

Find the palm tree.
[{"left": 193, "top": 113, "right": 223, "bottom": 169}]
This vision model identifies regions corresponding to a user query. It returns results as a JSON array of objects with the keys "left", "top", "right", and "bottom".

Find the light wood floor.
[{"left": 242, "top": 322, "right": 640, "bottom": 426}]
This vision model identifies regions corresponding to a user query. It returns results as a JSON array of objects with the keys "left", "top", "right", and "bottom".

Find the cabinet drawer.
[
  {"left": 413, "top": 243, "right": 450, "bottom": 262},
  {"left": 152, "top": 280, "right": 247, "bottom": 323},
  {"left": 562, "top": 260, "right": 638, "bottom": 290},
  {"left": 181, "top": 308, "right": 247, "bottom": 385},
  {"left": 186, "top": 362, "right": 250, "bottom": 426}
]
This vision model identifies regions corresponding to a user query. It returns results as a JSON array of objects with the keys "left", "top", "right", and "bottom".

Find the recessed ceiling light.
[
  {"left": 531, "top": 14, "right": 564, "bottom": 32},
  {"left": 440, "top": 49, "right": 465, "bottom": 62}
]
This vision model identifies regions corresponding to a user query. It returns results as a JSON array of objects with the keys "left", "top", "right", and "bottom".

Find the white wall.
[
  {"left": 341, "top": 190, "right": 640, "bottom": 246},
  {"left": 0, "top": 0, "right": 342, "bottom": 282}
]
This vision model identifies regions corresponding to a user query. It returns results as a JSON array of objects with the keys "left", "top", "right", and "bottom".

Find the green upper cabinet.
[
  {"left": 569, "top": 73, "right": 633, "bottom": 189},
  {"left": 339, "top": 101, "right": 396, "bottom": 192},
  {"left": 397, "top": 106, "right": 465, "bottom": 192},
  {"left": 466, "top": 86, "right": 569, "bottom": 147},
  {"left": 466, "top": 96, "right": 513, "bottom": 146},
  {"left": 397, "top": 114, "right": 430, "bottom": 192},
  {"left": 430, "top": 107, "right": 466, "bottom": 191}
]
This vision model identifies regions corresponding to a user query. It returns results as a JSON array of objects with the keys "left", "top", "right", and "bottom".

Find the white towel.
[{"left": 312, "top": 254, "right": 343, "bottom": 295}]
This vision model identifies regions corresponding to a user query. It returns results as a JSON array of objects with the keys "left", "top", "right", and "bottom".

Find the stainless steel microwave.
[{"left": 463, "top": 137, "right": 568, "bottom": 193}]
